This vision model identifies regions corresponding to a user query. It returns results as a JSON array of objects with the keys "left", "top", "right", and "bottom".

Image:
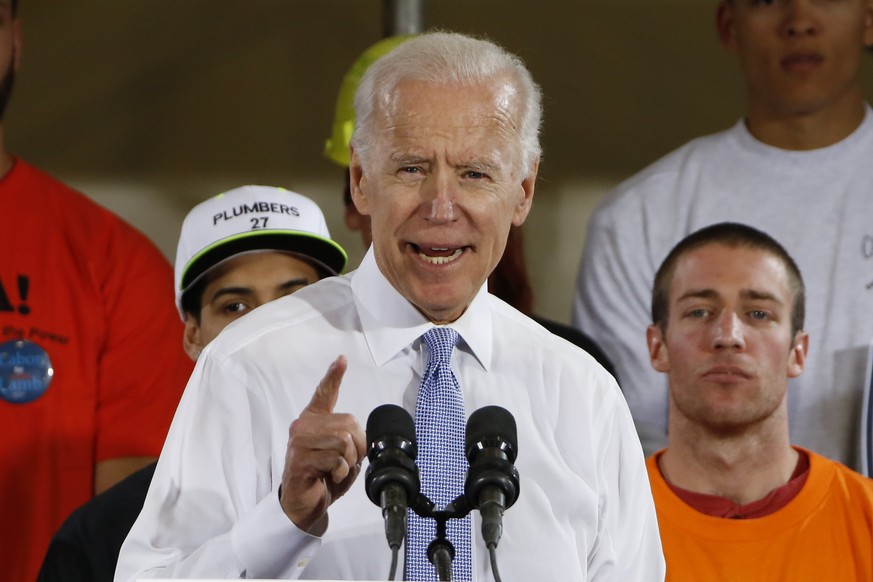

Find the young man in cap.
[
  {"left": 174, "top": 184, "right": 347, "bottom": 360},
  {"left": 37, "top": 185, "right": 347, "bottom": 582}
]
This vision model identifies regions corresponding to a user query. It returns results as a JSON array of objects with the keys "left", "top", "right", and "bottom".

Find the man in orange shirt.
[{"left": 645, "top": 222, "right": 873, "bottom": 581}]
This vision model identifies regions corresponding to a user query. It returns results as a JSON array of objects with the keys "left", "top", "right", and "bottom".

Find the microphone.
[
  {"left": 464, "top": 405, "right": 520, "bottom": 550},
  {"left": 365, "top": 404, "right": 420, "bottom": 554}
]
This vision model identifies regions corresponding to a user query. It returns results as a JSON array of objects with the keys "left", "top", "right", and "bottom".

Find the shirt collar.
[
  {"left": 733, "top": 102, "right": 873, "bottom": 160},
  {"left": 351, "top": 247, "right": 492, "bottom": 371}
]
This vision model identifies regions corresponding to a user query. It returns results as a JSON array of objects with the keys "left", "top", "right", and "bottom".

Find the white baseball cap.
[{"left": 174, "top": 185, "right": 348, "bottom": 319}]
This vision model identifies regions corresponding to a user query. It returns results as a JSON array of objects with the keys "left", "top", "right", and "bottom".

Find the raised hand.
[{"left": 279, "top": 355, "right": 367, "bottom": 533}]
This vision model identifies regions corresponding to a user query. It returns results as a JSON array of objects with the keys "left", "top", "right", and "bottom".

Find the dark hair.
[
  {"left": 343, "top": 169, "right": 353, "bottom": 208},
  {"left": 11, "top": 0, "right": 17, "bottom": 17},
  {"left": 180, "top": 252, "right": 333, "bottom": 323},
  {"left": 181, "top": 276, "right": 208, "bottom": 324},
  {"left": 488, "top": 226, "right": 533, "bottom": 315},
  {"left": 651, "top": 222, "right": 805, "bottom": 337}
]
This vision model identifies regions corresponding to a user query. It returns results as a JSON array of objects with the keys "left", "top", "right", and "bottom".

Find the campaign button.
[{"left": 0, "top": 339, "right": 54, "bottom": 404}]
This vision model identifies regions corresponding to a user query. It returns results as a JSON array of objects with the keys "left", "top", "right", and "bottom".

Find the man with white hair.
[{"left": 116, "top": 32, "right": 664, "bottom": 582}]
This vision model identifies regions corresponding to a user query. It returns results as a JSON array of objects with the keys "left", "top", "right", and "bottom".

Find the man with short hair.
[
  {"left": 37, "top": 184, "right": 347, "bottom": 582},
  {"left": 116, "top": 32, "right": 664, "bottom": 581},
  {"left": 645, "top": 222, "right": 873, "bottom": 581},
  {"left": 573, "top": 0, "right": 873, "bottom": 468}
]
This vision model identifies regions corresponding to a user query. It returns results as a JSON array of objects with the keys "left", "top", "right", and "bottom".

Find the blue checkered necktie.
[{"left": 406, "top": 327, "right": 473, "bottom": 581}]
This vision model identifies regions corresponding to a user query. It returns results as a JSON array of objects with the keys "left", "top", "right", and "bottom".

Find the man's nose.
[
  {"left": 711, "top": 311, "right": 745, "bottom": 350},
  {"left": 423, "top": 172, "right": 456, "bottom": 222},
  {"left": 783, "top": 0, "right": 819, "bottom": 38}
]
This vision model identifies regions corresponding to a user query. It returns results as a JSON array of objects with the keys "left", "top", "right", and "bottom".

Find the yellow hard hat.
[{"left": 324, "top": 35, "right": 415, "bottom": 168}]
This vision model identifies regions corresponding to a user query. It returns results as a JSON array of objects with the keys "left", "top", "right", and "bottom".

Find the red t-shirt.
[{"left": 0, "top": 159, "right": 193, "bottom": 581}]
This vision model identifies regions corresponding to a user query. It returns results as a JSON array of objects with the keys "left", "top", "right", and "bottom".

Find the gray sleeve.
[{"left": 572, "top": 200, "right": 669, "bottom": 456}]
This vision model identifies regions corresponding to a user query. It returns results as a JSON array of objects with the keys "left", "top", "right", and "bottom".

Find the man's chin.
[{"left": 410, "top": 292, "right": 472, "bottom": 325}]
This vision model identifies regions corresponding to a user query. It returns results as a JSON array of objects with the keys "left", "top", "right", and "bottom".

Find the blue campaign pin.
[{"left": 0, "top": 339, "right": 54, "bottom": 404}]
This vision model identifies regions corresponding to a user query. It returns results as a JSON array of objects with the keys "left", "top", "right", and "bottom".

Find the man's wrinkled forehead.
[
  {"left": 379, "top": 77, "right": 520, "bottom": 124},
  {"left": 374, "top": 80, "right": 523, "bottom": 165}
]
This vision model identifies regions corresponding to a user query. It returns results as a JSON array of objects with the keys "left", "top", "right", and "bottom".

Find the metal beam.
[{"left": 382, "top": 0, "right": 423, "bottom": 37}]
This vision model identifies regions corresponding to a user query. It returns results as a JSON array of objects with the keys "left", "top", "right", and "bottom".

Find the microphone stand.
[
  {"left": 410, "top": 494, "right": 472, "bottom": 581},
  {"left": 428, "top": 512, "right": 455, "bottom": 581}
]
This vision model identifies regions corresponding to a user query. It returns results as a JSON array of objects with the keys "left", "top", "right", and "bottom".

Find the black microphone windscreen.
[
  {"left": 465, "top": 405, "right": 518, "bottom": 462},
  {"left": 366, "top": 404, "right": 416, "bottom": 460}
]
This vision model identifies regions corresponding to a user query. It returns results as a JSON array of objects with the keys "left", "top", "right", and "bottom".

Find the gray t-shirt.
[{"left": 574, "top": 105, "right": 873, "bottom": 470}]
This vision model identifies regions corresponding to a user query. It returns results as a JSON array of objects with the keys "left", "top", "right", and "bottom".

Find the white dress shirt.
[{"left": 116, "top": 249, "right": 664, "bottom": 581}]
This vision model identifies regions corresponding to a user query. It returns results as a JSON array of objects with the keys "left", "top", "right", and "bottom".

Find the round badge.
[{"left": 0, "top": 339, "right": 54, "bottom": 404}]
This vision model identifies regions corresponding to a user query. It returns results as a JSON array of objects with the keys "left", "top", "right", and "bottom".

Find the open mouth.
[
  {"left": 781, "top": 53, "right": 823, "bottom": 72},
  {"left": 412, "top": 244, "right": 465, "bottom": 265}
]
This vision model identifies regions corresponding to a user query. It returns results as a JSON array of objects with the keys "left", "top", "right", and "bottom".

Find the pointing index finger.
[{"left": 304, "top": 355, "right": 347, "bottom": 415}]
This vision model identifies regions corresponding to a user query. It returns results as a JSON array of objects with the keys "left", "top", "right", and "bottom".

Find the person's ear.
[
  {"left": 787, "top": 330, "right": 809, "bottom": 379},
  {"left": 344, "top": 202, "right": 364, "bottom": 231},
  {"left": 716, "top": 1, "right": 739, "bottom": 53},
  {"left": 349, "top": 147, "right": 371, "bottom": 217},
  {"left": 647, "top": 324, "right": 670, "bottom": 373},
  {"left": 182, "top": 317, "right": 204, "bottom": 362},
  {"left": 511, "top": 158, "right": 538, "bottom": 227},
  {"left": 344, "top": 201, "right": 373, "bottom": 248},
  {"left": 10, "top": 12, "right": 21, "bottom": 72},
  {"left": 862, "top": 0, "right": 873, "bottom": 48}
]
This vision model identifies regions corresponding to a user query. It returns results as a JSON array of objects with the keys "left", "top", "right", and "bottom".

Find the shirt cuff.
[{"left": 231, "top": 488, "right": 322, "bottom": 579}]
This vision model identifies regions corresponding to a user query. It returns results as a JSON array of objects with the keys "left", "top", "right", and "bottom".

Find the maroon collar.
[{"left": 663, "top": 449, "right": 810, "bottom": 519}]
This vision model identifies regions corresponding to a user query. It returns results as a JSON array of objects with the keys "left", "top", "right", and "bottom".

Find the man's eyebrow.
[
  {"left": 389, "top": 152, "right": 428, "bottom": 164},
  {"left": 208, "top": 286, "right": 254, "bottom": 303},
  {"left": 740, "top": 289, "right": 783, "bottom": 305},
  {"left": 387, "top": 153, "right": 501, "bottom": 172},
  {"left": 209, "top": 277, "right": 313, "bottom": 303},
  {"left": 676, "top": 289, "right": 719, "bottom": 303},
  {"left": 676, "top": 288, "right": 783, "bottom": 304},
  {"left": 460, "top": 159, "right": 501, "bottom": 173},
  {"left": 277, "top": 277, "right": 313, "bottom": 291}
]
